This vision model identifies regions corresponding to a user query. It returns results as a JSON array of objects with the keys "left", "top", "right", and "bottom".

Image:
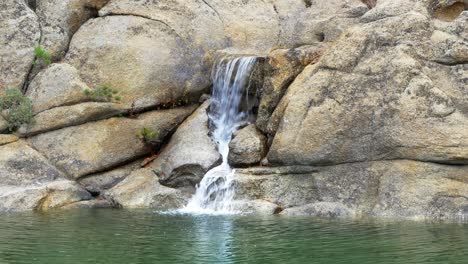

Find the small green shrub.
[
  {"left": 137, "top": 127, "right": 160, "bottom": 144},
  {"left": 84, "top": 85, "right": 121, "bottom": 102},
  {"left": 33, "top": 45, "right": 52, "bottom": 65},
  {"left": 0, "top": 88, "right": 33, "bottom": 131}
]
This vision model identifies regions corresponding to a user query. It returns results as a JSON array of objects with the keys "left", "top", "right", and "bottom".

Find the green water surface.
[{"left": 0, "top": 209, "right": 467, "bottom": 264}]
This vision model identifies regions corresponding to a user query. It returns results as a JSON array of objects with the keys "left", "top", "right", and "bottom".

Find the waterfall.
[{"left": 181, "top": 56, "right": 257, "bottom": 214}]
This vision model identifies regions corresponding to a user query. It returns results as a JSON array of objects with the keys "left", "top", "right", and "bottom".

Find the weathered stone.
[
  {"left": 0, "top": 141, "right": 91, "bottom": 212},
  {"left": 26, "top": 63, "right": 91, "bottom": 114},
  {"left": 61, "top": 199, "right": 114, "bottom": 209},
  {"left": 104, "top": 168, "right": 188, "bottom": 209},
  {"left": 29, "top": 106, "right": 195, "bottom": 179},
  {"left": 33, "top": 180, "right": 93, "bottom": 211},
  {"left": 99, "top": 0, "right": 225, "bottom": 51},
  {"left": 65, "top": 0, "right": 365, "bottom": 112},
  {"left": 431, "top": 13, "right": 468, "bottom": 65},
  {"left": 0, "top": 134, "right": 19, "bottom": 146},
  {"left": 256, "top": 45, "right": 325, "bottom": 135},
  {"left": 0, "top": 0, "right": 40, "bottom": 92},
  {"left": 281, "top": 202, "right": 355, "bottom": 218},
  {"left": 78, "top": 159, "right": 143, "bottom": 194},
  {"left": 36, "top": 0, "right": 109, "bottom": 61},
  {"left": 360, "top": 0, "right": 418, "bottom": 23},
  {"left": 296, "top": 0, "right": 370, "bottom": 46},
  {"left": 18, "top": 102, "right": 125, "bottom": 136},
  {"left": 0, "top": 141, "right": 64, "bottom": 186},
  {"left": 100, "top": 0, "right": 364, "bottom": 53},
  {"left": 0, "top": 181, "right": 91, "bottom": 212},
  {"left": 431, "top": 0, "right": 467, "bottom": 21},
  {"left": 233, "top": 161, "right": 468, "bottom": 220},
  {"left": 65, "top": 15, "right": 209, "bottom": 110},
  {"left": 202, "top": 0, "right": 279, "bottom": 52},
  {"left": 152, "top": 101, "right": 221, "bottom": 189},
  {"left": 268, "top": 9, "right": 468, "bottom": 166},
  {"left": 228, "top": 125, "right": 267, "bottom": 166},
  {"left": 0, "top": 116, "right": 8, "bottom": 133},
  {"left": 230, "top": 200, "right": 280, "bottom": 215}
]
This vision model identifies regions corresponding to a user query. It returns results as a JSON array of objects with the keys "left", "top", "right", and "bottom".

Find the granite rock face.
[
  {"left": 0, "top": 0, "right": 467, "bottom": 219},
  {"left": 228, "top": 125, "right": 267, "bottom": 167},
  {"left": 36, "top": 0, "right": 110, "bottom": 61},
  {"left": 256, "top": 45, "right": 325, "bottom": 137},
  {"left": 65, "top": 15, "right": 210, "bottom": 110},
  {"left": 0, "top": 141, "right": 91, "bottom": 212},
  {"left": 26, "top": 63, "right": 91, "bottom": 114},
  {"left": 0, "top": 0, "right": 40, "bottom": 92},
  {"left": 234, "top": 161, "right": 468, "bottom": 220},
  {"left": 104, "top": 168, "right": 188, "bottom": 210},
  {"left": 268, "top": 1, "right": 468, "bottom": 166},
  {"left": 152, "top": 101, "right": 221, "bottom": 190},
  {"left": 29, "top": 106, "right": 195, "bottom": 179}
]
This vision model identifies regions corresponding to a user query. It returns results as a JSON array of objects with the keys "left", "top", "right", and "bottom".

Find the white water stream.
[{"left": 181, "top": 56, "right": 257, "bottom": 214}]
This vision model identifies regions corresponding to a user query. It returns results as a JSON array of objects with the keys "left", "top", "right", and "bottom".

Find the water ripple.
[{"left": 0, "top": 210, "right": 467, "bottom": 264}]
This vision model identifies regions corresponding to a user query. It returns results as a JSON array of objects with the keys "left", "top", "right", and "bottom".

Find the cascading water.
[{"left": 181, "top": 56, "right": 257, "bottom": 214}]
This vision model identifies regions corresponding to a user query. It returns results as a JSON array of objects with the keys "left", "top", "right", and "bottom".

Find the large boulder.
[
  {"left": 0, "top": 141, "right": 91, "bottom": 212},
  {"left": 0, "top": 0, "right": 40, "bottom": 92},
  {"left": 104, "top": 168, "right": 188, "bottom": 209},
  {"left": 18, "top": 102, "right": 124, "bottom": 136},
  {"left": 78, "top": 159, "right": 143, "bottom": 195},
  {"left": 256, "top": 45, "right": 325, "bottom": 136},
  {"left": 99, "top": 0, "right": 225, "bottom": 51},
  {"left": 22, "top": 63, "right": 126, "bottom": 135},
  {"left": 268, "top": 2, "right": 468, "bottom": 166},
  {"left": 152, "top": 101, "right": 221, "bottom": 190},
  {"left": 65, "top": 15, "right": 210, "bottom": 110},
  {"left": 228, "top": 125, "right": 267, "bottom": 167},
  {"left": 65, "top": 0, "right": 365, "bottom": 112},
  {"left": 26, "top": 63, "right": 91, "bottom": 114},
  {"left": 29, "top": 106, "right": 195, "bottom": 179},
  {"left": 233, "top": 160, "right": 468, "bottom": 219},
  {"left": 36, "top": 0, "right": 109, "bottom": 61},
  {"left": 281, "top": 0, "right": 367, "bottom": 46}
]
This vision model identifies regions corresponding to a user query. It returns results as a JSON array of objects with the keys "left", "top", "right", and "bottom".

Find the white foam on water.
[{"left": 179, "top": 56, "right": 257, "bottom": 215}]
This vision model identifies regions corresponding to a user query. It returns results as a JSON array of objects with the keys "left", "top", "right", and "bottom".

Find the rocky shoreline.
[{"left": 0, "top": 0, "right": 467, "bottom": 220}]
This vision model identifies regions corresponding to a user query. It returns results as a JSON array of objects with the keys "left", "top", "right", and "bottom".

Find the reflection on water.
[{"left": 0, "top": 209, "right": 467, "bottom": 264}]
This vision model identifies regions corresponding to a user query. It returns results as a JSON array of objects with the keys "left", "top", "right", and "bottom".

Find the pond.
[{"left": 0, "top": 209, "right": 467, "bottom": 264}]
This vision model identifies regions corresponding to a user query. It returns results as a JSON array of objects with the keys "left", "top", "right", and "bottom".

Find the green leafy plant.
[
  {"left": 137, "top": 127, "right": 160, "bottom": 144},
  {"left": 84, "top": 85, "right": 121, "bottom": 102},
  {"left": 0, "top": 88, "right": 33, "bottom": 131},
  {"left": 33, "top": 45, "right": 52, "bottom": 65}
]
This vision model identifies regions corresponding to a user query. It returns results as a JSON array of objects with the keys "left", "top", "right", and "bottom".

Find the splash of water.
[{"left": 181, "top": 56, "right": 257, "bottom": 214}]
